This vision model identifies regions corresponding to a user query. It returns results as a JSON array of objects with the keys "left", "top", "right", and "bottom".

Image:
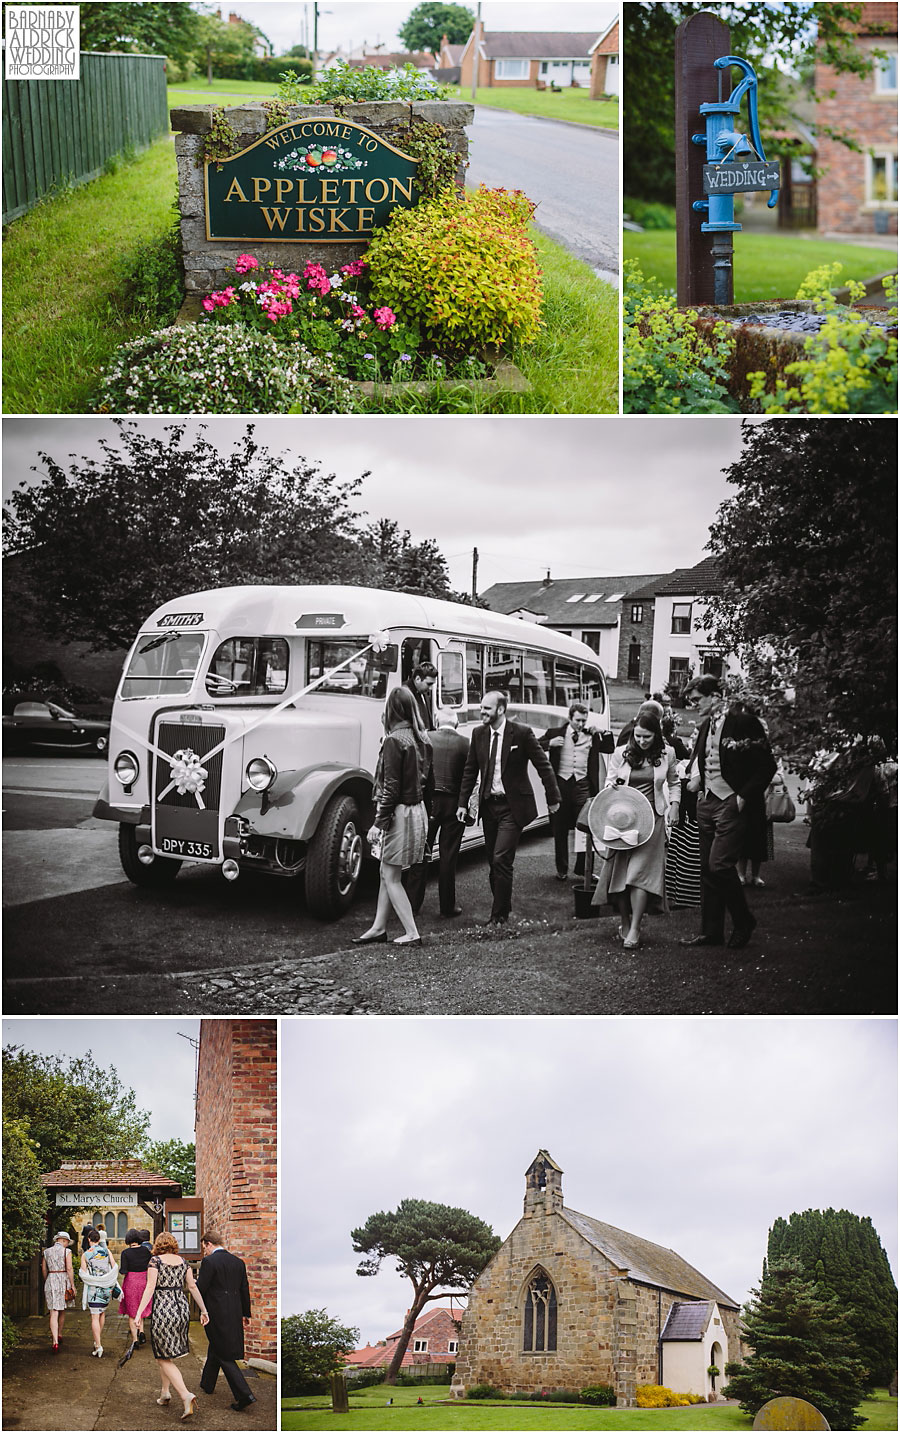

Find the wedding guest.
[
  {"left": 120, "top": 1228, "right": 153, "bottom": 1348},
  {"left": 134, "top": 1231, "right": 209, "bottom": 1420},
  {"left": 603, "top": 712, "right": 680, "bottom": 948},
  {"left": 42, "top": 1229, "right": 75, "bottom": 1353}
]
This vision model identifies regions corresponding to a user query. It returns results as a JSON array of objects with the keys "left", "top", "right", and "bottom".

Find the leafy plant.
[
  {"left": 199, "top": 107, "right": 241, "bottom": 167},
  {"left": 465, "top": 1384, "right": 502, "bottom": 1400},
  {"left": 636, "top": 1385, "right": 703, "bottom": 1407},
  {"left": 263, "top": 97, "right": 291, "bottom": 131},
  {"left": 93, "top": 322, "right": 356, "bottom": 414},
  {"left": 2, "top": 1315, "right": 22, "bottom": 1357},
  {"left": 384, "top": 116, "right": 459, "bottom": 200},
  {"left": 279, "top": 60, "right": 450, "bottom": 107},
  {"left": 120, "top": 210, "right": 184, "bottom": 329},
  {"left": 623, "top": 260, "right": 737, "bottom": 413},
  {"left": 366, "top": 186, "right": 543, "bottom": 351},
  {"left": 624, "top": 198, "right": 677, "bottom": 230},
  {"left": 580, "top": 1384, "right": 617, "bottom": 1406}
]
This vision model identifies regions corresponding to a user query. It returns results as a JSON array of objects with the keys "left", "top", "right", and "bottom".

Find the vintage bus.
[{"left": 93, "top": 586, "right": 612, "bottom": 919}]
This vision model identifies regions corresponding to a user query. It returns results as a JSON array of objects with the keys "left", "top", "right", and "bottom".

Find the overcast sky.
[
  {"left": 194, "top": 1, "right": 618, "bottom": 59},
  {"left": 281, "top": 1017, "right": 898, "bottom": 1346},
  {"left": 2, "top": 1018, "right": 201, "bottom": 1145},
  {"left": 3, "top": 417, "right": 750, "bottom": 595}
]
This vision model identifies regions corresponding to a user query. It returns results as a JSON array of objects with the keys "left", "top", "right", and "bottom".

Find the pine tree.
[{"left": 724, "top": 1259, "right": 870, "bottom": 1430}]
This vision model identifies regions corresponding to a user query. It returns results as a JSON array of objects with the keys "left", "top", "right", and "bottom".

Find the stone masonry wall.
[
  {"left": 616, "top": 600, "right": 656, "bottom": 687},
  {"left": 171, "top": 101, "right": 474, "bottom": 292},
  {"left": 816, "top": 38, "right": 898, "bottom": 235},
  {"left": 194, "top": 1020, "right": 277, "bottom": 1361}
]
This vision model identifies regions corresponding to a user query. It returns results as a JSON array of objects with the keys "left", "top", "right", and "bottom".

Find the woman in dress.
[
  {"left": 120, "top": 1227, "right": 153, "bottom": 1347},
  {"left": 354, "top": 685, "right": 432, "bottom": 948},
  {"left": 134, "top": 1231, "right": 209, "bottom": 1419},
  {"left": 79, "top": 1225, "right": 118, "bottom": 1358},
  {"left": 604, "top": 712, "right": 680, "bottom": 949},
  {"left": 42, "top": 1229, "right": 75, "bottom": 1352}
]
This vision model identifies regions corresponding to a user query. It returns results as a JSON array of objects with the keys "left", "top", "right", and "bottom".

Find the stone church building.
[{"left": 452, "top": 1153, "right": 741, "bottom": 1407}]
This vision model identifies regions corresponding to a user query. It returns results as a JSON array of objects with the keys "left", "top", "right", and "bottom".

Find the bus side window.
[
  {"left": 466, "top": 644, "right": 483, "bottom": 700},
  {"left": 522, "top": 651, "right": 552, "bottom": 706},
  {"left": 438, "top": 650, "right": 464, "bottom": 707},
  {"left": 486, "top": 647, "right": 523, "bottom": 703},
  {"left": 554, "top": 658, "right": 581, "bottom": 708}
]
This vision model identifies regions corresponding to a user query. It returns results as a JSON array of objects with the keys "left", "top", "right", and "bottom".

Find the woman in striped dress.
[{"left": 354, "top": 685, "right": 432, "bottom": 948}]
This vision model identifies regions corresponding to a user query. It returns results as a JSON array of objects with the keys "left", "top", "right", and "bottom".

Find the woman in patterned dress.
[
  {"left": 42, "top": 1229, "right": 75, "bottom": 1352},
  {"left": 134, "top": 1232, "right": 209, "bottom": 1420},
  {"left": 603, "top": 712, "right": 680, "bottom": 949},
  {"left": 79, "top": 1225, "right": 118, "bottom": 1359},
  {"left": 354, "top": 685, "right": 432, "bottom": 948}
]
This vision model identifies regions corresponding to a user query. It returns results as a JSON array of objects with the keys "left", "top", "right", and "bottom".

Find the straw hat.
[
  {"left": 587, "top": 786, "right": 654, "bottom": 851},
  {"left": 53, "top": 1230, "right": 73, "bottom": 1242}
]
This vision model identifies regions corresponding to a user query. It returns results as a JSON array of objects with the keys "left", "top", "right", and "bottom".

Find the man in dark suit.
[
  {"left": 457, "top": 691, "right": 561, "bottom": 924},
  {"left": 403, "top": 663, "right": 437, "bottom": 732},
  {"left": 679, "top": 676, "right": 777, "bottom": 950},
  {"left": 540, "top": 702, "right": 613, "bottom": 879},
  {"left": 197, "top": 1230, "right": 256, "bottom": 1412}
]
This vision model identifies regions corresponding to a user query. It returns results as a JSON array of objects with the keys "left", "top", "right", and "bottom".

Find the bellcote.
[{"left": 524, "top": 1150, "right": 563, "bottom": 1216}]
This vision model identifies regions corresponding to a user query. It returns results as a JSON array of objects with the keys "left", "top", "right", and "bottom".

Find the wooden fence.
[{"left": 3, "top": 51, "right": 169, "bottom": 222}]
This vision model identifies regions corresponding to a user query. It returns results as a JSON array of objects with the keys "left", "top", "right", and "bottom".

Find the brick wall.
[
  {"left": 616, "top": 600, "right": 656, "bottom": 687},
  {"left": 816, "top": 35, "right": 898, "bottom": 235},
  {"left": 195, "top": 1020, "right": 277, "bottom": 1361}
]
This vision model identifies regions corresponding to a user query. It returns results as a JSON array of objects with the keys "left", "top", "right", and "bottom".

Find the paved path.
[{"left": 2, "top": 1314, "right": 276, "bottom": 1431}]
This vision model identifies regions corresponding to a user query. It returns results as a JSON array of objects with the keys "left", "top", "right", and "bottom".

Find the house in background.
[
  {"left": 590, "top": 20, "right": 620, "bottom": 98},
  {"left": 346, "top": 1305, "right": 463, "bottom": 1373},
  {"left": 459, "top": 31, "right": 601, "bottom": 89},
  {"left": 646, "top": 558, "right": 739, "bottom": 697},
  {"left": 436, "top": 35, "right": 466, "bottom": 84},
  {"left": 816, "top": 1, "right": 898, "bottom": 235}
]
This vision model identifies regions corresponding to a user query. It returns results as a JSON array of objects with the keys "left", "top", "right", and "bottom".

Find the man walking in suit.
[
  {"left": 403, "top": 663, "right": 437, "bottom": 732},
  {"left": 679, "top": 676, "right": 776, "bottom": 950},
  {"left": 457, "top": 691, "right": 561, "bottom": 924},
  {"left": 540, "top": 701, "right": 612, "bottom": 879},
  {"left": 197, "top": 1230, "right": 256, "bottom": 1412}
]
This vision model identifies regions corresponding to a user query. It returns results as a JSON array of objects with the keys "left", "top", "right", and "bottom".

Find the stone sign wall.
[{"left": 172, "top": 100, "right": 474, "bottom": 294}]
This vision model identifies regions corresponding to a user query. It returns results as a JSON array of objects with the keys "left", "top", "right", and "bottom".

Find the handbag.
[
  {"left": 765, "top": 777, "right": 796, "bottom": 823},
  {"left": 65, "top": 1286, "right": 76, "bottom": 1302}
]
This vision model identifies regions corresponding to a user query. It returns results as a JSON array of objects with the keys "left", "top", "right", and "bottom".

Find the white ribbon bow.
[
  {"left": 157, "top": 748, "right": 209, "bottom": 808},
  {"left": 603, "top": 824, "right": 641, "bottom": 845}
]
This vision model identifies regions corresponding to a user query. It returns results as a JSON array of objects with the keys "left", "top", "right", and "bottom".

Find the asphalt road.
[
  {"left": 3, "top": 755, "right": 896, "bottom": 1018},
  {"left": 465, "top": 107, "right": 619, "bottom": 280}
]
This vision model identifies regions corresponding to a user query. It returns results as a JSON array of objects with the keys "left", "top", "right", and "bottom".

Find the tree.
[
  {"left": 2, "top": 1045, "right": 151, "bottom": 1179},
  {"left": 75, "top": 3, "right": 201, "bottom": 68},
  {"left": 398, "top": 3, "right": 475, "bottom": 53},
  {"left": 3, "top": 421, "right": 373, "bottom": 652},
  {"left": 703, "top": 419, "right": 896, "bottom": 789},
  {"left": 193, "top": 11, "right": 268, "bottom": 84},
  {"left": 140, "top": 1138, "right": 196, "bottom": 1196},
  {"left": 723, "top": 1259, "right": 870, "bottom": 1429},
  {"left": 360, "top": 519, "right": 453, "bottom": 599},
  {"left": 281, "top": 1309, "right": 359, "bottom": 1396},
  {"left": 623, "top": 3, "right": 889, "bottom": 204},
  {"left": 767, "top": 1210, "right": 897, "bottom": 1387},
  {"left": 352, "top": 1198, "right": 500, "bottom": 1383},
  {"left": 2, "top": 1117, "right": 48, "bottom": 1273}
]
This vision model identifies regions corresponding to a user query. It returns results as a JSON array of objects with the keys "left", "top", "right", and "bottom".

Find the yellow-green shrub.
[
  {"left": 636, "top": 1384, "right": 704, "bottom": 1407},
  {"left": 365, "top": 185, "right": 543, "bottom": 351}
]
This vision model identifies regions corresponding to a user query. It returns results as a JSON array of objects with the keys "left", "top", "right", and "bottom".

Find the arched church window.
[
  {"left": 105, "top": 1212, "right": 115, "bottom": 1237},
  {"left": 523, "top": 1269, "right": 557, "bottom": 1352},
  {"left": 117, "top": 1212, "right": 128, "bottom": 1239}
]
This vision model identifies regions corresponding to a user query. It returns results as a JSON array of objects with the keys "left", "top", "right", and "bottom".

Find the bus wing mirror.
[{"left": 371, "top": 643, "right": 398, "bottom": 672}]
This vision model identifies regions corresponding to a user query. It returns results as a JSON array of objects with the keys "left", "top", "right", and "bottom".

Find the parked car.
[{"left": 2, "top": 698, "right": 111, "bottom": 754}]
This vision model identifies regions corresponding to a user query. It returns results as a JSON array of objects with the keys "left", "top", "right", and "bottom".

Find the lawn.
[
  {"left": 454, "top": 85, "right": 618, "bottom": 129},
  {"left": 166, "top": 77, "right": 280, "bottom": 106},
  {"left": 623, "top": 230, "right": 898, "bottom": 303},
  {"left": 2, "top": 137, "right": 179, "bottom": 414},
  {"left": 281, "top": 1387, "right": 897, "bottom": 1431},
  {"left": 3, "top": 137, "right": 617, "bottom": 414}
]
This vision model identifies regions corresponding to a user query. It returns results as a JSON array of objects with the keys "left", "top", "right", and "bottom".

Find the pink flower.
[
  {"left": 202, "top": 297, "right": 215, "bottom": 312},
  {"left": 262, "top": 297, "right": 293, "bottom": 321},
  {"left": 234, "top": 254, "right": 259, "bottom": 274},
  {"left": 341, "top": 259, "right": 368, "bottom": 277},
  {"left": 304, "top": 262, "right": 331, "bottom": 295},
  {"left": 204, "top": 287, "right": 236, "bottom": 310},
  {"left": 350, "top": 304, "right": 366, "bottom": 320},
  {"left": 373, "top": 306, "right": 397, "bottom": 330}
]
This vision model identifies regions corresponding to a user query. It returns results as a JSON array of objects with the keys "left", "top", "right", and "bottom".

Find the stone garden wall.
[{"left": 171, "top": 101, "right": 474, "bottom": 293}]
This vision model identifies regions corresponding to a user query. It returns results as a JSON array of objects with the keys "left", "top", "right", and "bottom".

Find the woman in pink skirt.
[
  {"left": 120, "top": 1228, "right": 153, "bottom": 1347},
  {"left": 354, "top": 685, "right": 432, "bottom": 948}
]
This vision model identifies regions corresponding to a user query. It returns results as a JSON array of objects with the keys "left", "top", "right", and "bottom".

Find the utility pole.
[
  {"left": 313, "top": 2, "right": 318, "bottom": 76},
  {"left": 470, "top": 1, "right": 481, "bottom": 102},
  {"left": 471, "top": 547, "right": 479, "bottom": 600}
]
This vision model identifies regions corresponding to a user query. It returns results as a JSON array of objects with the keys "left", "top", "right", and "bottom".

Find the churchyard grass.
[
  {"left": 623, "top": 230, "right": 898, "bottom": 303},
  {"left": 455, "top": 86, "right": 618, "bottom": 129},
  {"left": 2, "top": 137, "right": 178, "bottom": 414}
]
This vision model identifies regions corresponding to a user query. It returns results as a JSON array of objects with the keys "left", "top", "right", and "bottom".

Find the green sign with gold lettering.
[{"left": 204, "top": 119, "right": 419, "bottom": 243}]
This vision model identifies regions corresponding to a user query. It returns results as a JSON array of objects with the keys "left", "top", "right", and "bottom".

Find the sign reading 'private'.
[
  {"left": 205, "top": 119, "right": 420, "bottom": 243},
  {"left": 703, "top": 160, "right": 781, "bottom": 194}
]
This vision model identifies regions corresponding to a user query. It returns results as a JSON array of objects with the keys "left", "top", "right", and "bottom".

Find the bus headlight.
[
  {"left": 114, "top": 751, "right": 140, "bottom": 786},
  {"left": 246, "top": 756, "right": 277, "bottom": 792}
]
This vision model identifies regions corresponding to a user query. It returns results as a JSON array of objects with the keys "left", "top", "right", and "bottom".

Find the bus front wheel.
[
  {"left": 118, "top": 823, "right": 182, "bottom": 887},
  {"left": 305, "top": 794, "right": 363, "bottom": 919}
]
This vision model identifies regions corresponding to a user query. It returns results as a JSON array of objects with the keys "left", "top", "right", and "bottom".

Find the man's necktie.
[{"left": 485, "top": 729, "right": 499, "bottom": 795}]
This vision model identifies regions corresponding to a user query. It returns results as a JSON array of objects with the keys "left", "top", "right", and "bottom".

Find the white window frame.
[
  {"left": 447, "top": 1340, "right": 458, "bottom": 1354},
  {"left": 494, "top": 58, "right": 529, "bottom": 80},
  {"left": 874, "top": 49, "right": 897, "bottom": 94},
  {"left": 865, "top": 149, "right": 898, "bottom": 207},
  {"left": 413, "top": 1338, "right": 429, "bottom": 1353}
]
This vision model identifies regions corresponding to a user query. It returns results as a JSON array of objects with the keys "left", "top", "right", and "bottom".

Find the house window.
[
  {"left": 413, "top": 1339, "right": 428, "bottom": 1353},
  {"left": 874, "top": 50, "right": 897, "bottom": 93},
  {"left": 668, "top": 657, "right": 691, "bottom": 692},
  {"left": 867, "top": 151, "right": 898, "bottom": 206},
  {"left": 671, "top": 602, "right": 692, "bottom": 634},
  {"left": 582, "top": 631, "right": 602, "bottom": 655},
  {"left": 494, "top": 58, "right": 529, "bottom": 79},
  {"left": 448, "top": 1340, "right": 458, "bottom": 1354},
  {"left": 523, "top": 1269, "right": 557, "bottom": 1352},
  {"left": 631, "top": 604, "right": 643, "bottom": 624}
]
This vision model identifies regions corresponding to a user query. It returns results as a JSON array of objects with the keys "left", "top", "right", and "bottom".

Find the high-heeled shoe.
[
  {"left": 52, "top": 1343, "right": 59, "bottom": 1353},
  {"left": 352, "top": 930, "right": 387, "bottom": 944},
  {"left": 157, "top": 1396, "right": 171, "bottom": 1406},
  {"left": 181, "top": 1396, "right": 196, "bottom": 1420}
]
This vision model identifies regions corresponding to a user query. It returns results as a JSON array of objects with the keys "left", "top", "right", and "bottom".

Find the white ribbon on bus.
[{"left": 111, "top": 631, "right": 392, "bottom": 806}]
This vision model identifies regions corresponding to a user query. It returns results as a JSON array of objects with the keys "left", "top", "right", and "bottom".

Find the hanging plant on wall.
[
  {"left": 384, "top": 117, "right": 459, "bottom": 201},
  {"left": 199, "top": 108, "right": 240, "bottom": 168}
]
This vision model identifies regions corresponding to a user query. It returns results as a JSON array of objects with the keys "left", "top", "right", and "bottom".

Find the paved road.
[
  {"left": 465, "top": 107, "right": 619, "bottom": 280},
  {"left": 3, "top": 755, "right": 895, "bottom": 1017}
]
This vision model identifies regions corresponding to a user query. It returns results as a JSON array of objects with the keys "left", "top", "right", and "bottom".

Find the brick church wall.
[{"left": 195, "top": 1020, "right": 277, "bottom": 1360}]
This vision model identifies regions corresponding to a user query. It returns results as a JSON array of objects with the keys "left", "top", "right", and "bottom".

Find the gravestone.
[
  {"left": 753, "top": 1395, "right": 831, "bottom": 1430},
  {"left": 329, "top": 1371, "right": 350, "bottom": 1414}
]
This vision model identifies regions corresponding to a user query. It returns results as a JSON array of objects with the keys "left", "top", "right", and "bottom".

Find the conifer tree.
[{"left": 724, "top": 1259, "right": 870, "bottom": 1430}]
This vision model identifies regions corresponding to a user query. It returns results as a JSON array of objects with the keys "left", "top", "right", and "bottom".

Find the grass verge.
[
  {"left": 2, "top": 137, "right": 178, "bottom": 414},
  {"left": 166, "top": 78, "right": 280, "bottom": 105},
  {"left": 623, "top": 230, "right": 897, "bottom": 303},
  {"left": 281, "top": 1389, "right": 896, "bottom": 1431},
  {"left": 455, "top": 85, "right": 618, "bottom": 128}
]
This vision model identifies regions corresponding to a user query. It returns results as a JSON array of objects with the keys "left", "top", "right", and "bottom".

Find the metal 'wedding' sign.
[{"left": 205, "top": 119, "right": 419, "bottom": 243}]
